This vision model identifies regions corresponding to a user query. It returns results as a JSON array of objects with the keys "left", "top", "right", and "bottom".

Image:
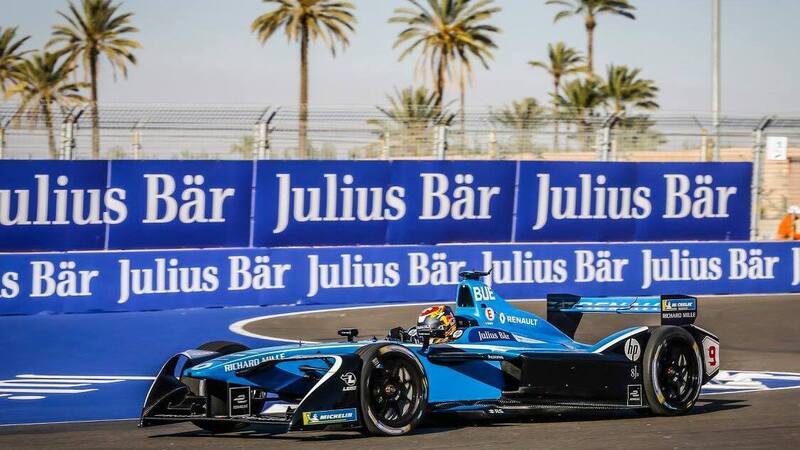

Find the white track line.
[
  {"left": 10, "top": 378, "right": 125, "bottom": 384},
  {"left": 228, "top": 295, "right": 783, "bottom": 343},
  {"left": 0, "top": 418, "right": 139, "bottom": 427},
  {"left": 229, "top": 301, "right": 445, "bottom": 342},
  {"left": 0, "top": 383, "right": 90, "bottom": 388},
  {"left": 16, "top": 375, "right": 155, "bottom": 381},
  {"left": 0, "top": 388, "right": 97, "bottom": 394}
]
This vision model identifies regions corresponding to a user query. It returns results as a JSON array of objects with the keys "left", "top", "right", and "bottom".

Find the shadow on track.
[{"left": 146, "top": 398, "right": 749, "bottom": 442}]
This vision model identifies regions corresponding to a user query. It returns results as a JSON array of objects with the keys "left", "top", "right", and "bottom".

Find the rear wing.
[{"left": 546, "top": 294, "right": 697, "bottom": 338}]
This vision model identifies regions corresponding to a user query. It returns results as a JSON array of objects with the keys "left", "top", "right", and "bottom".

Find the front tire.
[
  {"left": 357, "top": 344, "right": 428, "bottom": 436},
  {"left": 643, "top": 326, "right": 703, "bottom": 416},
  {"left": 191, "top": 341, "right": 250, "bottom": 434}
]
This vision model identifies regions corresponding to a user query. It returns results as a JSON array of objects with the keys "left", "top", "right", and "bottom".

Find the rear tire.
[
  {"left": 357, "top": 344, "right": 428, "bottom": 436},
  {"left": 643, "top": 326, "right": 702, "bottom": 416},
  {"left": 191, "top": 341, "right": 250, "bottom": 434}
]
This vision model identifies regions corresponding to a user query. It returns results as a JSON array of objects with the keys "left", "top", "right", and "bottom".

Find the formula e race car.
[{"left": 140, "top": 271, "right": 720, "bottom": 436}]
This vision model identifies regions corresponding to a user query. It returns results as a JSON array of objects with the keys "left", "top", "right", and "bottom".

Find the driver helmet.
[{"left": 417, "top": 305, "right": 458, "bottom": 343}]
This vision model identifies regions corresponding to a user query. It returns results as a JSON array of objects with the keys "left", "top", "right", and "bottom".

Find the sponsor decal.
[
  {"left": 627, "top": 384, "right": 643, "bottom": 406},
  {"left": 701, "top": 336, "right": 720, "bottom": 377},
  {"left": 624, "top": 338, "right": 641, "bottom": 362},
  {"left": 662, "top": 298, "right": 696, "bottom": 312},
  {"left": 452, "top": 329, "right": 463, "bottom": 339},
  {"left": 222, "top": 353, "right": 286, "bottom": 372},
  {"left": 660, "top": 298, "right": 697, "bottom": 324},
  {"left": 498, "top": 312, "right": 537, "bottom": 327},
  {"left": 340, "top": 372, "right": 357, "bottom": 392},
  {"left": 302, "top": 408, "right": 358, "bottom": 425},
  {"left": 630, "top": 365, "right": 640, "bottom": 380},
  {"left": 468, "top": 328, "right": 516, "bottom": 342},
  {"left": 229, "top": 386, "right": 250, "bottom": 417},
  {"left": 484, "top": 307, "right": 495, "bottom": 321},
  {"left": 472, "top": 286, "right": 496, "bottom": 301}
]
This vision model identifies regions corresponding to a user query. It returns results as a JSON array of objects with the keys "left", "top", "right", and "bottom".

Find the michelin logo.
[
  {"left": 302, "top": 408, "right": 358, "bottom": 425},
  {"left": 662, "top": 298, "right": 696, "bottom": 311}
]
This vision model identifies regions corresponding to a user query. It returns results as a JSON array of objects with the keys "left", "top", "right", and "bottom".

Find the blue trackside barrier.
[
  {"left": 1, "top": 241, "right": 797, "bottom": 315},
  {"left": 0, "top": 160, "right": 752, "bottom": 251}
]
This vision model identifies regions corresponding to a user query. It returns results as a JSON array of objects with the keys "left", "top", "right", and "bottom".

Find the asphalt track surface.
[{"left": 2, "top": 294, "right": 799, "bottom": 449}]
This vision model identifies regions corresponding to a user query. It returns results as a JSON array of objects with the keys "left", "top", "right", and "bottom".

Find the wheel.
[
  {"left": 357, "top": 344, "right": 428, "bottom": 436},
  {"left": 642, "top": 326, "right": 703, "bottom": 416},
  {"left": 196, "top": 340, "right": 249, "bottom": 355},
  {"left": 191, "top": 341, "right": 250, "bottom": 434}
]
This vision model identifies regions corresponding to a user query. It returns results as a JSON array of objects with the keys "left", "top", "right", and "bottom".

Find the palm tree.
[
  {"left": 0, "top": 27, "right": 31, "bottom": 96},
  {"left": 600, "top": 64, "right": 658, "bottom": 115},
  {"left": 49, "top": 0, "right": 140, "bottom": 159},
  {"left": 545, "top": 0, "right": 635, "bottom": 78},
  {"left": 390, "top": 0, "right": 501, "bottom": 119},
  {"left": 252, "top": 0, "right": 356, "bottom": 159},
  {"left": 490, "top": 97, "right": 544, "bottom": 155},
  {"left": 370, "top": 86, "right": 455, "bottom": 156},
  {"left": 528, "top": 41, "right": 583, "bottom": 149},
  {"left": 8, "top": 49, "right": 87, "bottom": 158},
  {"left": 556, "top": 77, "right": 605, "bottom": 150}
]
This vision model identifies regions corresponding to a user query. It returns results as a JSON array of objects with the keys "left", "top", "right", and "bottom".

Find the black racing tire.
[
  {"left": 357, "top": 344, "right": 428, "bottom": 436},
  {"left": 191, "top": 341, "right": 250, "bottom": 434},
  {"left": 643, "top": 326, "right": 703, "bottom": 416},
  {"left": 196, "top": 340, "right": 250, "bottom": 355}
]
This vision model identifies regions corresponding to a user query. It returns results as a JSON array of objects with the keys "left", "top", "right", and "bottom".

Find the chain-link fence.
[{"left": 1, "top": 102, "right": 798, "bottom": 240}]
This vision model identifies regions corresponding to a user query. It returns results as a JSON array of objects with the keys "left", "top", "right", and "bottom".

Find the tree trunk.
[
  {"left": 43, "top": 102, "right": 57, "bottom": 159},
  {"left": 585, "top": 16, "right": 596, "bottom": 79},
  {"left": 435, "top": 55, "right": 446, "bottom": 111},
  {"left": 298, "top": 25, "right": 309, "bottom": 159},
  {"left": 89, "top": 49, "right": 100, "bottom": 159},
  {"left": 553, "top": 77, "right": 560, "bottom": 151},
  {"left": 459, "top": 69, "right": 465, "bottom": 151}
]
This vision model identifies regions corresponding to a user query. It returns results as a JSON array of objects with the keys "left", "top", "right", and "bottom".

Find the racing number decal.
[{"left": 701, "top": 336, "right": 720, "bottom": 376}]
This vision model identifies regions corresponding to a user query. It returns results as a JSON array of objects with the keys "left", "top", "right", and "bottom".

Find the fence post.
[
  {"left": 435, "top": 124, "right": 448, "bottom": 160},
  {"left": 381, "top": 131, "right": 390, "bottom": 159},
  {"left": 61, "top": 117, "right": 75, "bottom": 160},
  {"left": 488, "top": 128, "right": 497, "bottom": 160},
  {"left": 255, "top": 120, "right": 269, "bottom": 159},
  {"left": 131, "top": 130, "right": 142, "bottom": 160},
  {"left": 598, "top": 114, "right": 621, "bottom": 161},
  {"left": 254, "top": 107, "right": 278, "bottom": 160},
  {"left": 750, "top": 115, "right": 773, "bottom": 240}
]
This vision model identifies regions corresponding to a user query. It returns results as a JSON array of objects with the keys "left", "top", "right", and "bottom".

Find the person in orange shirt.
[{"left": 777, "top": 205, "right": 800, "bottom": 240}]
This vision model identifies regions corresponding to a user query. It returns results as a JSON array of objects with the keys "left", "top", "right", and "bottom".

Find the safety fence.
[{"left": 1, "top": 104, "right": 798, "bottom": 241}]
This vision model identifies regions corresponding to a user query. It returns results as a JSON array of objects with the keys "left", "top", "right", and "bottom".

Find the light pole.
[{"left": 712, "top": 0, "right": 721, "bottom": 161}]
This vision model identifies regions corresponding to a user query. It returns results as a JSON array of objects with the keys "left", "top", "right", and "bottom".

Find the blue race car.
[{"left": 140, "top": 270, "right": 720, "bottom": 436}]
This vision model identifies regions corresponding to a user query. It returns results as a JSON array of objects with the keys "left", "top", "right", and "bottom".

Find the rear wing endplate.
[{"left": 546, "top": 294, "right": 697, "bottom": 338}]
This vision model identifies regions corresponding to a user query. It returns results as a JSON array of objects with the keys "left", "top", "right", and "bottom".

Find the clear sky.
[{"left": 5, "top": 0, "right": 800, "bottom": 114}]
